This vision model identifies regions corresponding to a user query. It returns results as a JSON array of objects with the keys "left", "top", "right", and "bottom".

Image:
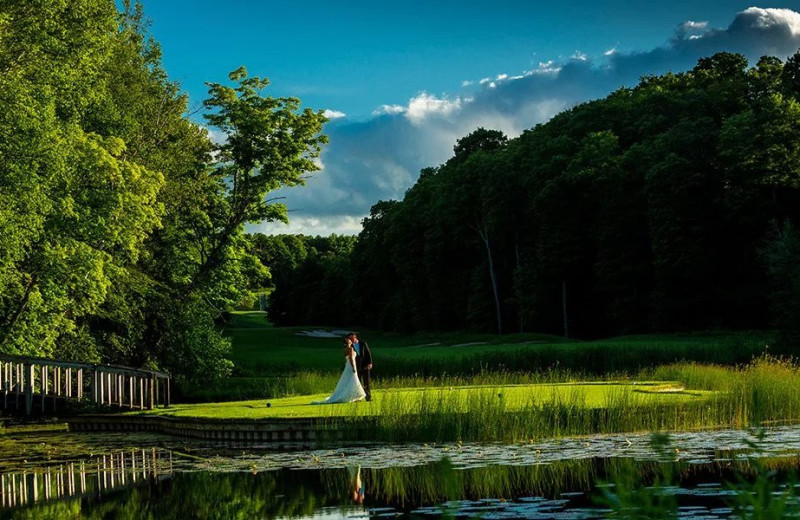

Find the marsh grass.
[
  {"left": 168, "top": 356, "right": 800, "bottom": 444},
  {"left": 323, "top": 357, "right": 800, "bottom": 443}
]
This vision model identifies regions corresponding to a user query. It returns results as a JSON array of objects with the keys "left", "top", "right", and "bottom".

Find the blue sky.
[{"left": 136, "top": 2, "right": 800, "bottom": 235}]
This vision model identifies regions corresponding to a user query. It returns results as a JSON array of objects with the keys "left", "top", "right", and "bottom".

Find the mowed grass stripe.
[{"left": 138, "top": 382, "right": 713, "bottom": 420}]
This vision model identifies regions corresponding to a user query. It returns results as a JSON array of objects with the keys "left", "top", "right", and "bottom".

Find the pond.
[{"left": 2, "top": 425, "right": 800, "bottom": 518}]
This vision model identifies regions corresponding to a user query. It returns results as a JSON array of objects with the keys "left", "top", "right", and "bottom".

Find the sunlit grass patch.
[
  {"left": 138, "top": 381, "right": 711, "bottom": 420},
  {"left": 137, "top": 358, "right": 800, "bottom": 442}
]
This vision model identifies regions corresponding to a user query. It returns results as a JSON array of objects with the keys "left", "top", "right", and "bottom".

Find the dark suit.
[{"left": 355, "top": 340, "right": 372, "bottom": 401}]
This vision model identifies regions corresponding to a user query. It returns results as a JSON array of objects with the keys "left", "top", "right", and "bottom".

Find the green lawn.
[
  {"left": 224, "top": 311, "right": 569, "bottom": 375},
  {"left": 223, "top": 311, "right": 774, "bottom": 379},
  {"left": 142, "top": 381, "right": 713, "bottom": 420}
]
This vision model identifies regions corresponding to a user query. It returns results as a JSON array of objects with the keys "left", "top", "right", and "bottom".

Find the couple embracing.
[{"left": 313, "top": 332, "right": 372, "bottom": 404}]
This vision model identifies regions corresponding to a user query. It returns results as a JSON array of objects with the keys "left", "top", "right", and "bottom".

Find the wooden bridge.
[{"left": 0, "top": 354, "right": 170, "bottom": 415}]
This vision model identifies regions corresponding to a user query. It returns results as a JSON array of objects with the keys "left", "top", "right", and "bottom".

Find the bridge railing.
[{"left": 0, "top": 355, "right": 170, "bottom": 415}]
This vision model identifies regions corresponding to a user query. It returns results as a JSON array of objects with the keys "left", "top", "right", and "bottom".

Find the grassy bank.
[
  {"left": 148, "top": 358, "right": 800, "bottom": 443},
  {"left": 190, "top": 312, "right": 776, "bottom": 402}
]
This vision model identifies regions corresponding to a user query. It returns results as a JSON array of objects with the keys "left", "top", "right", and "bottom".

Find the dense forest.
[
  {"left": 0, "top": 1, "right": 327, "bottom": 387},
  {"left": 4, "top": 2, "right": 800, "bottom": 391},
  {"left": 263, "top": 51, "right": 800, "bottom": 340}
]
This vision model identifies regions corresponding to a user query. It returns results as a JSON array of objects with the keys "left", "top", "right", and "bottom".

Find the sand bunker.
[{"left": 296, "top": 330, "right": 341, "bottom": 338}]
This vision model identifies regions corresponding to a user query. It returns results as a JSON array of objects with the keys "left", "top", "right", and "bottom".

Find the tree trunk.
[
  {"left": 562, "top": 279, "right": 569, "bottom": 338},
  {"left": 475, "top": 221, "right": 503, "bottom": 335}
]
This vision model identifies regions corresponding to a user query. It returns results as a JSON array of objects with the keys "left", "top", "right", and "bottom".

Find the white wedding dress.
[{"left": 312, "top": 349, "right": 366, "bottom": 404}]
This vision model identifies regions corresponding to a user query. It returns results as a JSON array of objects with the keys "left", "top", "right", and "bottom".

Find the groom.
[{"left": 348, "top": 332, "right": 372, "bottom": 401}]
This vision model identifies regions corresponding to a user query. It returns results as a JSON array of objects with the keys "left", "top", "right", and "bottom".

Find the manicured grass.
[
  {"left": 204, "top": 312, "right": 776, "bottom": 402},
  {"left": 224, "top": 311, "right": 569, "bottom": 376},
  {"left": 142, "top": 381, "right": 711, "bottom": 420},
  {"left": 224, "top": 312, "right": 774, "bottom": 378}
]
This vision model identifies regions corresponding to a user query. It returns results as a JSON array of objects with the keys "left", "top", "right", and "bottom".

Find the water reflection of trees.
[{"left": 4, "top": 455, "right": 800, "bottom": 519}]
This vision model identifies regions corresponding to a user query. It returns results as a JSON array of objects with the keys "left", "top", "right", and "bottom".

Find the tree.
[
  {"left": 177, "top": 68, "right": 328, "bottom": 294},
  {"left": 0, "top": 0, "right": 166, "bottom": 358}
]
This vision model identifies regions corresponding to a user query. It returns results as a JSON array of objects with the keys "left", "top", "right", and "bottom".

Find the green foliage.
[
  {"left": 761, "top": 221, "right": 800, "bottom": 344},
  {"left": 159, "top": 298, "right": 234, "bottom": 388},
  {"left": 0, "top": 1, "right": 327, "bottom": 388},
  {"left": 0, "top": 1, "right": 165, "bottom": 358},
  {"left": 269, "top": 51, "right": 800, "bottom": 339},
  {"left": 251, "top": 234, "right": 356, "bottom": 326}
]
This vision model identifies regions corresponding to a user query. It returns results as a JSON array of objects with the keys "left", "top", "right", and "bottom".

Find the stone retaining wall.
[{"left": 66, "top": 415, "right": 370, "bottom": 447}]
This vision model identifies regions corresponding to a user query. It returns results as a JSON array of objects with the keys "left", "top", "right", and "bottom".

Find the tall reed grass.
[{"left": 325, "top": 356, "right": 800, "bottom": 443}]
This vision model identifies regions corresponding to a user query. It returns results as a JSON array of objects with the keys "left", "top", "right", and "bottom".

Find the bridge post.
[
  {"left": 148, "top": 374, "right": 155, "bottom": 409},
  {"left": 55, "top": 367, "right": 61, "bottom": 410},
  {"left": 41, "top": 365, "right": 47, "bottom": 412},
  {"left": 1, "top": 361, "right": 5, "bottom": 410},
  {"left": 106, "top": 372, "right": 112, "bottom": 407},
  {"left": 78, "top": 368, "right": 83, "bottom": 400},
  {"left": 165, "top": 377, "right": 170, "bottom": 408},
  {"left": 24, "top": 363, "right": 33, "bottom": 415},
  {"left": 128, "top": 376, "right": 134, "bottom": 409},
  {"left": 16, "top": 363, "right": 21, "bottom": 409}
]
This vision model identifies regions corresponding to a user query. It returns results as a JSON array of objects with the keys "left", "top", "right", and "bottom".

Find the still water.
[{"left": 2, "top": 426, "right": 800, "bottom": 518}]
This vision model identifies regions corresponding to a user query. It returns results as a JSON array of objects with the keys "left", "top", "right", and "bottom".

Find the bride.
[{"left": 312, "top": 337, "right": 366, "bottom": 404}]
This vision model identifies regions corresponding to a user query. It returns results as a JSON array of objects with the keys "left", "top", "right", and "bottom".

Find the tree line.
[
  {"left": 262, "top": 51, "right": 800, "bottom": 342},
  {"left": 0, "top": 0, "right": 327, "bottom": 387}
]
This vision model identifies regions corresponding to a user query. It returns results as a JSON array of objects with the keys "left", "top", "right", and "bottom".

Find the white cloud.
[
  {"left": 250, "top": 215, "right": 364, "bottom": 236},
  {"left": 526, "top": 60, "right": 561, "bottom": 75},
  {"left": 323, "top": 109, "right": 346, "bottom": 119},
  {"left": 263, "top": 6, "right": 800, "bottom": 237},
  {"left": 571, "top": 50, "right": 588, "bottom": 61},
  {"left": 405, "top": 92, "right": 463, "bottom": 124},
  {"left": 372, "top": 104, "right": 406, "bottom": 116},
  {"left": 604, "top": 47, "right": 617, "bottom": 56},
  {"left": 738, "top": 7, "right": 800, "bottom": 36},
  {"left": 495, "top": 73, "right": 508, "bottom": 81},
  {"left": 681, "top": 20, "right": 709, "bottom": 31},
  {"left": 461, "top": 80, "right": 473, "bottom": 87},
  {"left": 677, "top": 20, "right": 710, "bottom": 40},
  {"left": 204, "top": 127, "right": 227, "bottom": 145}
]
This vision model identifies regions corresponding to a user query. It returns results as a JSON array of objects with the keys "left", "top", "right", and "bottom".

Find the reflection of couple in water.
[{"left": 347, "top": 466, "right": 365, "bottom": 504}]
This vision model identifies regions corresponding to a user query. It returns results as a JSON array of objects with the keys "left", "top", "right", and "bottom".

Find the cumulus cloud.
[
  {"left": 267, "top": 6, "right": 800, "bottom": 236},
  {"left": 405, "top": 92, "right": 463, "bottom": 123},
  {"left": 322, "top": 109, "right": 346, "bottom": 119}
]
